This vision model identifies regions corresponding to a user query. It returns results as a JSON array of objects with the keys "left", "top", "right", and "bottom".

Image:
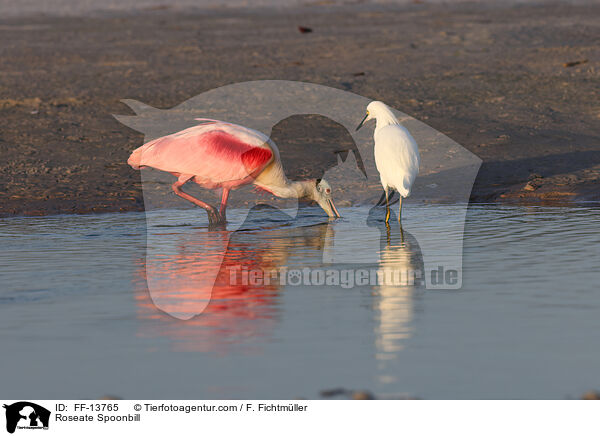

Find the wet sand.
[{"left": 0, "top": 2, "right": 599, "bottom": 216}]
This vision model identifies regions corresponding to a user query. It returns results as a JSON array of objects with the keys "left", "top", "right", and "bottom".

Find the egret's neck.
[{"left": 374, "top": 107, "right": 400, "bottom": 131}]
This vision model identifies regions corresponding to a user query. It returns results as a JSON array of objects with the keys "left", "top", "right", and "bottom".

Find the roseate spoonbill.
[
  {"left": 356, "top": 101, "right": 420, "bottom": 225},
  {"left": 127, "top": 119, "right": 341, "bottom": 225}
]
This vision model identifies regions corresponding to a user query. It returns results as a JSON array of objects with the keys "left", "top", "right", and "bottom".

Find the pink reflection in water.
[
  {"left": 134, "top": 222, "right": 331, "bottom": 353},
  {"left": 134, "top": 230, "right": 281, "bottom": 353}
]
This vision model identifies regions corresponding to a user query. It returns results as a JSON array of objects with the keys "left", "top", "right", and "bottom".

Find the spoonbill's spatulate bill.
[
  {"left": 127, "top": 119, "right": 341, "bottom": 225},
  {"left": 356, "top": 101, "right": 420, "bottom": 225}
]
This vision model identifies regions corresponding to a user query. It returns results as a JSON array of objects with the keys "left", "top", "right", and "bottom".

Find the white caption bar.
[{"left": 0, "top": 400, "right": 597, "bottom": 435}]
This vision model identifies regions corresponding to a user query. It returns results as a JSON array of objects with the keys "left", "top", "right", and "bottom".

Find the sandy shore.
[{"left": 0, "top": 2, "right": 598, "bottom": 216}]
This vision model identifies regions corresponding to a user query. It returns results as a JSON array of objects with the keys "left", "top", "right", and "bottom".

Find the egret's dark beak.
[{"left": 355, "top": 113, "right": 368, "bottom": 131}]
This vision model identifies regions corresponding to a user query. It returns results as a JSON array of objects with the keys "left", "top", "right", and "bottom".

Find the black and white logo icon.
[{"left": 3, "top": 402, "right": 50, "bottom": 434}]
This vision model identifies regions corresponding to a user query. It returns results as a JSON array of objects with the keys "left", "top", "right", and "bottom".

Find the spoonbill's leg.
[
  {"left": 172, "top": 175, "right": 220, "bottom": 224},
  {"left": 219, "top": 188, "right": 230, "bottom": 221}
]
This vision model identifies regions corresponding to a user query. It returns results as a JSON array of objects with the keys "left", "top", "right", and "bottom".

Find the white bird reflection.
[{"left": 367, "top": 207, "right": 424, "bottom": 381}]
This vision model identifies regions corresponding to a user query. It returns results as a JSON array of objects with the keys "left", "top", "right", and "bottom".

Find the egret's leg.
[
  {"left": 172, "top": 175, "right": 220, "bottom": 224},
  {"left": 385, "top": 222, "right": 391, "bottom": 245},
  {"left": 398, "top": 197, "right": 403, "bottom": 224},
  {"left": 219, "top": 188, "right": 230, "bottom": 222},
  {"left": 384, "top": 190, "right": 391, "bottom": 224},
  {"left": 375, "top": 191, "right": 388, "bottom": 207}
]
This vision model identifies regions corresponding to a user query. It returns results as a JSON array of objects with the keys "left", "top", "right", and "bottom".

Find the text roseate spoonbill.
[
  {"left": 127, "top": 119, "right": 341, "bottom": 225},
  {"left": 356, "top": 101, "right": 420, "bottom": 226}
]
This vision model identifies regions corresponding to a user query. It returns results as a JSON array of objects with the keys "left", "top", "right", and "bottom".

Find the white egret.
[{"left": 356, "top": 101, "right": 420, "bottom": 225}]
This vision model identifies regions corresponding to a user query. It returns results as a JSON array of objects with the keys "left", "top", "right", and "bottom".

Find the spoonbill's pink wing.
[{"left": 128, "top": 120, "right": 274, "bottom": 187}]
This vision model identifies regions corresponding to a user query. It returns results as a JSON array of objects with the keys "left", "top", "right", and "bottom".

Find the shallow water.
[{"left": 1, "top": 204, "right": 599, "bottom": 399}]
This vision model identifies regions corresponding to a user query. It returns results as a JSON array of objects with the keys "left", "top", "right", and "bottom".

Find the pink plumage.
[
  {"left": 127, "top": 118, "right": 341, "bottom": 225},
  {"left": 128, "top": 120, "right": 273, "bottom": 189}
]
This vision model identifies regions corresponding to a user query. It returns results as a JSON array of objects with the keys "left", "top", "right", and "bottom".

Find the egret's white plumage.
[{"left": 356, "top": 101, "right": 420, "bottom": 224}]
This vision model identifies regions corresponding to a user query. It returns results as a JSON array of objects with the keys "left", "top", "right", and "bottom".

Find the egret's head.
[
  {"left": 355, "top": 101, "right": 393, "bottom": 130},
  {"left": 309, "top": 179, "right": 341, "bottom": 218}
]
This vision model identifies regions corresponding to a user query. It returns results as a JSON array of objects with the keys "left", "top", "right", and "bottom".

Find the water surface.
[{"left": 1, "top": 205, "right": 599, "bottom": 399}]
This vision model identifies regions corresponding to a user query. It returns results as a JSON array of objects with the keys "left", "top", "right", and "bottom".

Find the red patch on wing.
[
  {"left": 241, "top": 147, "right": 272, "bottom": 175},
  {"left": 200, "top": 130, "right": 272, "bottom": 177}
]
